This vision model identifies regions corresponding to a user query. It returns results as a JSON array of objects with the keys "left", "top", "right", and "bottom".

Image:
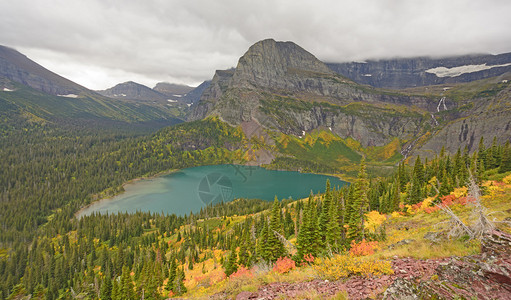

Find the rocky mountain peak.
[
  {"left": 231, "top": 38, "right": 334, "bottom": 89},
  {"left": 97, "top": 81, "right": 168, "bottom": 103}
]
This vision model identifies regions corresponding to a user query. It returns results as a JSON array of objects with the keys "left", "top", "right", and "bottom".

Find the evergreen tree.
[
  {"left": 296, "top": 193, "right": 320, "bottom": 258},
  {"left": 166, "top": 257, "right": 177, "bottom": 291},
  {"left": 410, "top": 156, "right": 424, "bottom": 204},
  {"left": 347, "top": 158, "right": 369, "bottom": 241},
  {"left": 318, "top": 180, "right": 332, "bottom": 248},
  {"left": 237, "top": 220, "right": 252, "bottom": 267},
  {"left": 224, "top": 244, "right": 238, "bottom": 277},
  {"left": 500, "top": 141, "right": 511, "bottom": 173},
  {"left": 325, "top": 190, "right": 341, "bottom": 252},
  {"left": 266, "top": 197, "right": 286, "bottom": 261},
  {"left": 172, "top": 267, "right": 187, "bottom": 296},
  {"left": 100, "top": 277, "right": 112, "bottom": 300},
  {"left": 119, "top": 266, "right": 136, "bottom": 300},
  {"left": 256, "top": 216, "right": 270, "bottom": 261}
]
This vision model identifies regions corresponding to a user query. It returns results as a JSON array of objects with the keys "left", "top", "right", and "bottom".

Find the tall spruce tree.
[
  {"left": 256, "top": 216, "right": 270, "bottom": 261},
  {"left": 500, "top": 141, "right": 511, "bottom": 173},
  {"left": 296, "top": 193, "right": 320, "bottom": 258},
  {"left": 266, "top": 197, "right": 286, "bottom": 262},
  {"left": 347, "top": 158, "right": 369, "bottom": 241},
  {"left": 326, "top": 189, "right": 341, "bottom": 252},
  {"left": 224, "top": 244, "right": 238, "bottom": 277},
  {"left": 318, "top": 180, "right": 332, "bottom": 249}
]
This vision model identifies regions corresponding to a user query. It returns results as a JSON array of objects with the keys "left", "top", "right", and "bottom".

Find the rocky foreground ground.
[{"left": 231, "top": 230, "right": 511, "bottom": 300}]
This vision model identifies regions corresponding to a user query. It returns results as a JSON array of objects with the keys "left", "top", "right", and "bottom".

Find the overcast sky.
[{"left": 1, "top": 0, "right": 510, "bottom": 90}]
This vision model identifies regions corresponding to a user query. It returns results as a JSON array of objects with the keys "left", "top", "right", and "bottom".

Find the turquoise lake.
[{"left": 77, "top": 164, "right": 348, "bottom": 217}]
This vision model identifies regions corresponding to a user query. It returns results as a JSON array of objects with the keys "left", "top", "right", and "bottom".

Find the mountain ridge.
[
  {"left": 191, "top": 38, "right": 511, "bottom": 162},
  {"left": 0, "top": 45, "right": 89, "bottom": 96},
  {"left": 326, "top": 52, "right": 511, "bottom": 89}
]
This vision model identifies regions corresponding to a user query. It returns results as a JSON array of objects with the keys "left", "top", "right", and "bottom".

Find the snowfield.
[
  {"left": 426, "top": 63, "right": 511, "bottom": 77},
  {"left": 58, "top": 94, "right": 79, "bottom": 98}
]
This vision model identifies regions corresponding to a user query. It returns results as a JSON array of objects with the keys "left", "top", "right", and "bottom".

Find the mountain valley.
[{"left": 0, "top": 39, "right": 510, "bottom": 300}]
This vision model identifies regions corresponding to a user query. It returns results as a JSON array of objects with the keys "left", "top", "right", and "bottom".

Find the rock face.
[
  {"left": 384, "top": 230, "right": 511, "bottom": 300},
  {"left": 0, "top": 45, "right": 88, "bottom": 95},
  {"left": 97, "top": 81, "right": 169, "bottom": 104},
  {"left": 190, "top": 38, "right": 511, "bottom": 156},
  {"left": 232, "top": 231, "right": 511, "bottom": 300},
  {"left": 230, "top": 39, "right": 335, "bottom": 90},
  {"left": 179, "top": 80, "right": 211, "bottom": 104},
  {"left": 327, "top": 52, "right": 511, "bottom": 89},
  {"left": 415, "top": 82, "right": 511, "bottom": 157},
  {"left": 190, "top": 39, "right": 436, "bottom": 148}
]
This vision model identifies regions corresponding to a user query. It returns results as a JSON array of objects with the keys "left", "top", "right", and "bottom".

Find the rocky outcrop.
[
  {"left": 0, "top": 45, "right": 88, "bottom": 96},
  {"left": 327, "top": 52, "right": 511, "bottom": 89},
  {"left": 384, "top": 230, "right": 511, "bottom": 300},
  {"left": 190, "top": 39, "right": 511, "bottom": 156},
  {"left": 416, "top": 84, "right": 511, "bottom": 157},
  {"left": 230, "top": 231, "right": 511, "bottom": 300},
  {"left": 179, "top": 80, "right": 211, "bottom": 104},
  {"left": 190, "top": 39, "right": 438, "bottom": 148}
]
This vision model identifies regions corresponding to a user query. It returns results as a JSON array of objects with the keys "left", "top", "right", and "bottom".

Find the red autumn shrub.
[
  {"left": 273, "top": 256, "right": 296, "bottom": 274},
  {"left": 229, "top": 266, "right": 253, "bottom": 279},
  {"left": 349, "top": 239, "right": 379, "bottom": 256}
]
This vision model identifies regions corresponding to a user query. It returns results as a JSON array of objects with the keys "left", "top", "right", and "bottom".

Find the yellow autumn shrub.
[
  {"left": 364, "top": 211, "right": 387, "bottom": 233},
  {"left": 503, "top": 174, "right": 511, "bottom": 185},
  {"left": 313, "top": 254, "right": 393, "bottom": 280}
]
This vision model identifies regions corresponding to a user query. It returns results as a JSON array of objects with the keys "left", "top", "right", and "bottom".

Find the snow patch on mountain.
[
  {"left": 426, "top": 63, "right": 511, "bottom": 77},
  {"left": 58, "top": 94, "right": 78, "bottom": 98}
]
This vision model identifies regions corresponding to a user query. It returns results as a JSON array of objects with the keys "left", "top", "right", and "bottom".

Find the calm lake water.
[{"left": 77, "top": 164, "right": 348, "bottom": 217}]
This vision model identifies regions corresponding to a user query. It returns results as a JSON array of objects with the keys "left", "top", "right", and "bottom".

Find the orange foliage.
[
  {"left": 349, "top": 239, "right": 380, "bottom": 256},
  {"left": 273, "top": 257, "right": 296, "bottom": 274},
  {"left": 229, "top": 266, "right": 253, "bottom": 279}
]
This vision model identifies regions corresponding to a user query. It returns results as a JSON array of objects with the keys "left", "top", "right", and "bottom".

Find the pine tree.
[
  {"left": 318, "top": 180, "right": 332, "bottom": 248},
  {"left": 325, "top": 190, "right": 341, "bottom": 252},
  {"left": 173, "top": 267, "right": 187, "bottom": 296},
  {"left": 266, "top": 197, "right": 286, "bottom": 262},
  {"left": 100, "top": 277, "right": 112, "bottom": 300},
  {"left": 224, "top": 244, "right": 238, "bottom": 277},
  {"left": 500, "top": 141, "right": 511, "bottom": 173},
  {"left": 119, "top": 266, "right": 135, "bottom": 300},
  {"left": 296, "top": 193, "right": 320, "bottom": 258},
  {"left": 347, "top": 158, "right": 369, "bottom": 241},
  {"left": 256, "top": 216, "right": 270, "bottom": 261},
  {"left": 237, "top": 220, "right": 252, "bottom": 267},
  {"left": 167, "top": 257, "right": 177, "bottom": 291},
  {"left": 410, "top": 156, "right": 424, "bottom": 204}
]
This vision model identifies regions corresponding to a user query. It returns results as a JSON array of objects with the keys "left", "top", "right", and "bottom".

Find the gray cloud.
[{"left": 1, "top": 0, "right": 510, "bottom": 90}]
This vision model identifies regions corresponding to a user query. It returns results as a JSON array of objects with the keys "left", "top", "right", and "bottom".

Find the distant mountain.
[
  {"left": 191, "top": 38, "right": 511, "bottom": 161},
  {"left": 180, "top": 80, "right": 210, "bottom": 104},
  {"left": 326, "top": 53, "right": 511, "bottom": 89},
  {"left": 0, "top": 45, "right": 182, "bottom": 128},
  {"left": 153, "top": 82, "right": 194, "bottom": 97},
  {"left": 97, "top": 81, "right": 169, "bottom": 104},
  {"left": 0, "top": 45, "right": 88, "bottom": 96}
]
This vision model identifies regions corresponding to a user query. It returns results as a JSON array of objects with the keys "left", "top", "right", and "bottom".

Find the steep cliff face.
[
  {"left": 327, "top": 52, "right": 511, "bottom": 89},
  {"left": 190, "top": 39, "right": 511, "bottom": 156},
  {"left": 230, "top": 39, "right": 334, "bottom": 90},
  {"left": 190, "top": 39, "right": 435, "bottom": 148},
  {"left": 416, "top": 82, "right": 511, "bottom": 157}
]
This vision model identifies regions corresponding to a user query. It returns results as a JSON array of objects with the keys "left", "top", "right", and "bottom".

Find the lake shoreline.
[
  {"left": 74, "top": 169, "right": 179, "bottom": 218},
  {"left": 74, "top": 164, "right": 348, "bottom": 218}
]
